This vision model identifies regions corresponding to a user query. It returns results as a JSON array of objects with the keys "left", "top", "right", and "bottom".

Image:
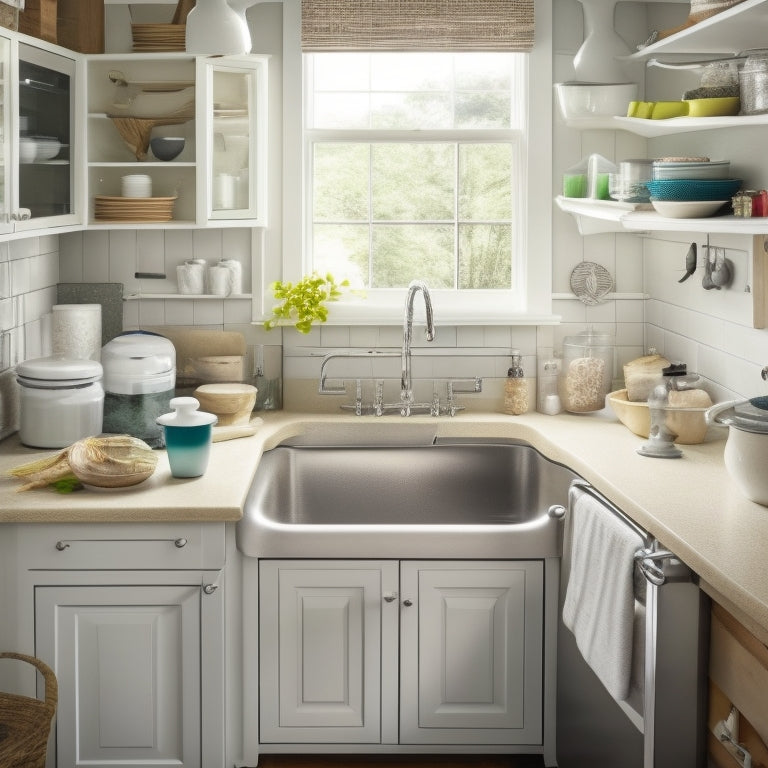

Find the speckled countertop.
[{"left": 1, "top": 409, "right": 767, "bottom": 641}]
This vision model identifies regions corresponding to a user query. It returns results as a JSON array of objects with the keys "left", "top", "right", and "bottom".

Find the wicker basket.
[{"left": 0, "top": 652, "right": 58, "bottom": 768}]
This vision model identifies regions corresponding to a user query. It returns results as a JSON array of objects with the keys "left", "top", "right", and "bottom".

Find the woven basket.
[{"left": 0, "top": 652, "right": 58, "bottom": 768}]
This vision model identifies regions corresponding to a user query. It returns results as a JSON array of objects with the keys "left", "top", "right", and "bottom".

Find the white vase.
[
  {"left": 573, "top": 0, "right": 631, "bottom": 84},
  {"left": 185, "top": 0, "right": 249, "bottom": 55},
  {"left": 228, "top": 0, "right": 262, "bottom": 54}
]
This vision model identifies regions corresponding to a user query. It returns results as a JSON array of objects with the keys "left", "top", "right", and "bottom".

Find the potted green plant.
[{"left": 264, "top": 272, "right": 350, "bottom": 334}]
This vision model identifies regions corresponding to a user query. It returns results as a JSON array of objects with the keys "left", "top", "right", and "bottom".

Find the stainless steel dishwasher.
[{"left": 555, "top": 479, "right": 710, "bottom": 768}]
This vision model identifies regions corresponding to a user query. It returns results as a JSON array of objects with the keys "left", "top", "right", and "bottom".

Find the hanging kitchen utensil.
[
  {"left": 702, "top": 249, "right": 716, "bottom": 289},
  {"left": 711, "top": 248, "right": 733, "bottom": 287},
  {"left": 678, "top": 242, "right": 697, "bottom": 282},
  {"left": 570, "top": 261, "right": 614, "bottom": 305}
]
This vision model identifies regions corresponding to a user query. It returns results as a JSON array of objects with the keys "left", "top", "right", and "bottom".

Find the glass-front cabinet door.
[
  {"left": 14, "top": 42, "right": 79, "bottom": 231},
  {"left": 196, "top": 55, "right": 267, "bottom": 225},
  {"left": 0, "top": 32, "right": 12, "bottom": 234}
]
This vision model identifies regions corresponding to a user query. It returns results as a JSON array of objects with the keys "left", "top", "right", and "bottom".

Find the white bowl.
[
  {"left": 19, "top": 138, "right": 36, "bottom": 163},
  {"left": 555, "top": 82, "right": 639, "bottom": 120},
  {"left": 650, "top": 199, "right": 729, "bottom": 218},
  {"left": 33, "top": 137, "right": 61, "bottom": 161}
]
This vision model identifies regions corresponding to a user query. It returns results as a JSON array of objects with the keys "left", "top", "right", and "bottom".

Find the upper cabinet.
[
  {"left": 84, "top": 51, "right": 267, "bottom": 229},
  {"left": 0, "top": 31, "right": 81, "bottom": 235}
]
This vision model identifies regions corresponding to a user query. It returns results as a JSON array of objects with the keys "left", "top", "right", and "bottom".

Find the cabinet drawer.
[{"left": 17, "top": 522, "right": 226, "bottom": 570}]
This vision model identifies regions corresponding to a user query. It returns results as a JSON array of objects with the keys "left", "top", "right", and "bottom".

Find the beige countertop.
[{"left": 1, "top": 409, "right": 767, "bottom": 641}]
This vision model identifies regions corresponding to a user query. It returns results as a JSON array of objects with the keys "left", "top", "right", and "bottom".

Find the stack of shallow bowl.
[{"left": 646, "top": 157, "right": 741, "bottom": 217}]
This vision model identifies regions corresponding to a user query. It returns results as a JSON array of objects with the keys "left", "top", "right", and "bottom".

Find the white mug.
[{"left": 208, "top": 265, "right": 231, "bottom": 296}]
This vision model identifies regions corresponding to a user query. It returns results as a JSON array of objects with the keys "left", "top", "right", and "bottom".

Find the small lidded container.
[
  {"left": 17, "top": 356, "right": 104, "bottom": 448},
  {"left": 156, "top": 397, "right": 217, "bottom": 478}
]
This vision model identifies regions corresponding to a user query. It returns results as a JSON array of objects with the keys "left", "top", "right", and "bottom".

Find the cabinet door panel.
[
  {"left": 35, "top": 585, "right": 201, "bottom": 768},
  {"left": 400, "top": 560, "right": 543, "bottom": 745},
  {"left": 259, "top": 560, "right": 398, "bottom": 743}
]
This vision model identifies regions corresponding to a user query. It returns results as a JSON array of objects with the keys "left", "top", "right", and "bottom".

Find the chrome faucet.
[{"left": 401, "top": 280, "right": 435, "bottom": 412}]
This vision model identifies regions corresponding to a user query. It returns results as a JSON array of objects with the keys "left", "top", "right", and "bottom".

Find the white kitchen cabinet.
[
  {"left": 35, "top": 584, "right": 203, "bottom": 768},
  {"left": 0, "top": 32, "right": 81, "bottom": 235},
  {"left": 84, "top": 52, "right": 267, "bottom": 229},
  {"left": 400, "top": 561, "right": 544, "bottom": 745},
  {"left": 259, "top": 560, "right": 399, "bottom": 744},
  {"left": 13, "top": 522, "right": 226, "bottom": 768},
  {"left": 259, "top": 559, "right": 544, "bottom": 749}
]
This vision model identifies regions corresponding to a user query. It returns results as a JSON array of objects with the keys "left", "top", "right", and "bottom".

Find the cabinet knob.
[
  {"left": 55, "top": 540, "right": 70, "bottom": 551},
  {"left": 403, "top": 599, "right": 413, "bottom": 607},
  {"left": 174, "top": 538, "right": 187, "bottom": 548},
  {"left": 202, "top": 583, "right": 218, "bottom": 595},
  {"left": 383, "top": 592, "right": 398, "bottom": 603}
]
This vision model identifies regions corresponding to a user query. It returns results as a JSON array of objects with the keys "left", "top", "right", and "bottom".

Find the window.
[
  {"left": 305, "top": 52, "right": 527, "bottom": 299},
  {"left": 273, "top": 0, "right": 553, "bottom": 325}
]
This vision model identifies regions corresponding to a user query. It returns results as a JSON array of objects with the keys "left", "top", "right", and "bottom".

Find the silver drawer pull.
[
  {"left": 403, "top": 599, "right": 413, "bottom": 607},
  {"left": 202, "top": 583, "right": 218, "bottom": 595},
  {"left": 54, "top": 537, "right": 190, "bottom": 551},
  {"left": 383, "top": 592, "right": 398, "bottom": 603}
]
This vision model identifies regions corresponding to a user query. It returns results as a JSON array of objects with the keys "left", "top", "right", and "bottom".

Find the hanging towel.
[{"left": 563, "top": 485, "right": 645, "bottom": 703}]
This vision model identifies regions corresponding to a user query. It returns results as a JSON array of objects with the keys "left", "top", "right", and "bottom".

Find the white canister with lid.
[
  {"left": 17, "top": 356, "right": 104, "bottom": 448},
  {"left": 101, "top": 331, "right": 176, "bottom": 448}
]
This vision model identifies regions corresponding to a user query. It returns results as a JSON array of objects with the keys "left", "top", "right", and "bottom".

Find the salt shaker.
[{"left": 503, "top": 352, "right": 528, "bottom": 415}]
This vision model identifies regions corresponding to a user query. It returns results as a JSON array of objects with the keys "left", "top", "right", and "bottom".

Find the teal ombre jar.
[{"left": 157, "top": 397, "right": 217, "bottom": 478}]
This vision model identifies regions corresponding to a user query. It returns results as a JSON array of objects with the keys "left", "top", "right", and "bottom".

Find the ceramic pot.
[
  {"left": 186, "top": 0, "right": 249, "bottom": 55},
  {"left": 707, "top": 398, "right": 768, "bottom": 506},
  {"left": 573, "top": 0, "right": 631, "bottom": 83},
  {"left": 228, "top": 0, "right": 262, "bottom": 53}
]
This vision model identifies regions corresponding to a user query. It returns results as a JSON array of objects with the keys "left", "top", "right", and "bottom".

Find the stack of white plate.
[
  {"left": 121, "top": 174, "right": 152, "bottom": 198},
  {"left": 651, "top": 159, "right": 730, "bottom": 180}
]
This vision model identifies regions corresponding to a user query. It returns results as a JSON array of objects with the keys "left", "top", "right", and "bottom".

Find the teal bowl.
[{"left": 645, "top": 178, "right": 742, "bottom": 201}]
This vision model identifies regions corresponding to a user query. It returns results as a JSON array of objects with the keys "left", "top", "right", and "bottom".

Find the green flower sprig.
[{"left": 264, "top": 273, "right": 350, "bottom": 334}]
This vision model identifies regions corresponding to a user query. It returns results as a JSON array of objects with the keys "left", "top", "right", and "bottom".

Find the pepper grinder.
[{"left": 503, "top": 352, "right": 528, "bottom": 415}]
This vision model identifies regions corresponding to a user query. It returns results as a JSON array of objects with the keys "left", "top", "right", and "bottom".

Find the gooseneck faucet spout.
[{"left": 401, "top": 280, "right": 435, "bottom": 410}]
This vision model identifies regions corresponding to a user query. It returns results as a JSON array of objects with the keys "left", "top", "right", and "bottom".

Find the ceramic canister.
[
  {"left": 157, "top": 397, "right": 217, "bottom": 478},
  {"left": 17, "top": 357, "right": 104, "bottom": 448}
]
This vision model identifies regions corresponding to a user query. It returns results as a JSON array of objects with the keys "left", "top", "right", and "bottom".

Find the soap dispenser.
[
  {"left": 637, "top": 363, "right": 687, "bottom": 459},
  {"left": 503, "top": 352, "right": 528, "bottom": 415},
  {"left": 157, "top": 397, "right": 217, "bottom": 477}
]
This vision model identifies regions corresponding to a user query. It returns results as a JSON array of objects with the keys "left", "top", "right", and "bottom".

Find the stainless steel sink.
[{"left": 237, "top": 438, "right": 577, "bottom": 558}]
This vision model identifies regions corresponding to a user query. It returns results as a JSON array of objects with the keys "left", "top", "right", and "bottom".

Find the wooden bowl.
[
  {"left": 194, "top": 383, "right": 257, "bottom": 426},
  {"left": 607, "top": 389, "right": 710, "bottom": 444}
]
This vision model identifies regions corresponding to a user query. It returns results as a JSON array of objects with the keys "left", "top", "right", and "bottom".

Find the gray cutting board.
[{"left": 57, "top": 283, "right": 124, "bottom": 345}]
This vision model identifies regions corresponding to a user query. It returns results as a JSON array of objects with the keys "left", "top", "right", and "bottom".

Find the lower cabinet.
[
  {"left": 259, "top": 559, "right": 544, "bottom": 747},
  {"left": 13, "top": 522, "right": 226, "bottom": 768},
  {"left": 35, "top": 585, "right": 204, "bottom": 768}
]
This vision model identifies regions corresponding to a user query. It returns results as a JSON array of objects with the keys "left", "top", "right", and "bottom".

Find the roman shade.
[{"left": 301, "top": 0, "right": 534, "bottom": 52}]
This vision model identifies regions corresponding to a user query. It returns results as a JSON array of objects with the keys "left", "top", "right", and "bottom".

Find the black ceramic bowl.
[{"left": 150, "top": 136, "right": 185, "bottom": 162}]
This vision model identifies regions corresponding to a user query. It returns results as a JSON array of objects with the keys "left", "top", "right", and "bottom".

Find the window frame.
[{"left": 275, "top": 0, "right": 554, "bottom": 326}]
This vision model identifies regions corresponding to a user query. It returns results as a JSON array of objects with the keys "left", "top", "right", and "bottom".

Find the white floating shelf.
[
  {"left": 556, "top": 196, "right": 768, "bottom": 235},
  {"left": 626, "top": 0, "right": 768, "bottom": 57}
]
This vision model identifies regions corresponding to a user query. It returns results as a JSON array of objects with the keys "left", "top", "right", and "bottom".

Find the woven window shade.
[{"left": 302, "top": 0, "right": 534, "bottom": 52}]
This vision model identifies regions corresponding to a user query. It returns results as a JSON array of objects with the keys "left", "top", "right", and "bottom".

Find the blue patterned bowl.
[{"left": 645, "top": 178, "right": 742, "bottom": 201}]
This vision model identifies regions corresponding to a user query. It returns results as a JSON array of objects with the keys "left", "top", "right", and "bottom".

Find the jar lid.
[
  {"left": 17, "top": 356, "right": 103, "bottom": 384},
  {"left": 102, "top": 331, "right": 175, "bottom": 376},
  {"left": 156, "top": 397, "right": 217, "bottom": 427}
]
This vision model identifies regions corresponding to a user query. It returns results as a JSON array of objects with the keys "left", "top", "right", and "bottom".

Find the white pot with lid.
[
  {"left": 101, "top": 331, "right": 176, "bottom": 448},
  {"left": 707, "top": 397, "right": 768, "bottom": 505},
  {"left": 17, "top": 356, "right": 104, "bottom": 448}
]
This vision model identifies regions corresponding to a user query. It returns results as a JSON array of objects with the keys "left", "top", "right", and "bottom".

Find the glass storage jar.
[{"left": 559, "top": 331, "right": 614, "bottom": 413}]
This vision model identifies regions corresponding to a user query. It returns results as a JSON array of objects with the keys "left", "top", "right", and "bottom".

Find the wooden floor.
[{"left": 258, "top": 757, "right": 545, "bottom": 768}]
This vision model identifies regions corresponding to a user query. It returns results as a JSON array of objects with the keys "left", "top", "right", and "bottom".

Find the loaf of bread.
[{"left": 624, "top": 354, "right": 670, "bottom": 402}]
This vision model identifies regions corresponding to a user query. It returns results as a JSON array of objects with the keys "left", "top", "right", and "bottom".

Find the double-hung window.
[{"left": 279, "top": 0, "right": 552, "bottom": 324}]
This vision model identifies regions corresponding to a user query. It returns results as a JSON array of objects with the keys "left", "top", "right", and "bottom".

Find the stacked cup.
[{"left": 121, "top": 174, "right": 152, "bottom": 198}]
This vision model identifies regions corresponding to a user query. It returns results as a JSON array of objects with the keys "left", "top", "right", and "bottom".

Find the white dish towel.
[{"left": 563, "top": 484, "right": 645, "bottom": 703}]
